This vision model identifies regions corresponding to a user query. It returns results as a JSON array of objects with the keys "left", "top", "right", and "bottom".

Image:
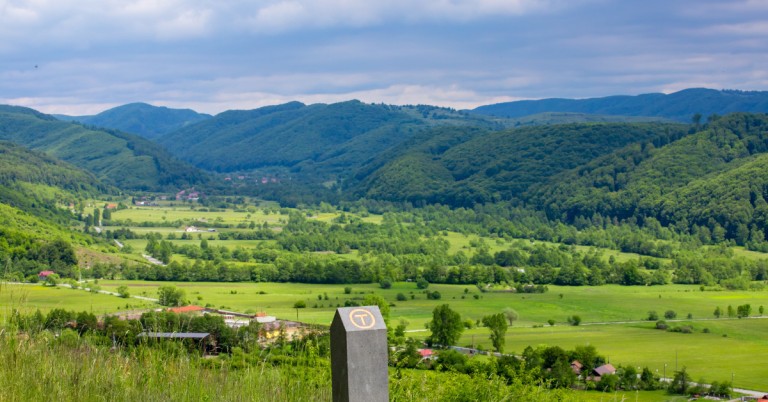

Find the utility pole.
[
  {"left": 296, "top": 308, "right": 299, "bottom": 321},
  {"left": 676, "top": 349, "right": 678, "bottom": 371},
  {"left": 664, "top": 364, "right": 666, "bottom": 382}
]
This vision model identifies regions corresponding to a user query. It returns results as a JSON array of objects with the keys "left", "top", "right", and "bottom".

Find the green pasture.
[
  {"left": 3, "top": 280, "right": 767, "bottom": 390},
  {"left": 577, "top": 390, "right": 687, "bottom": 402},
  {"left": 0, "top": 284, "right": 149, "bottom": 316}
]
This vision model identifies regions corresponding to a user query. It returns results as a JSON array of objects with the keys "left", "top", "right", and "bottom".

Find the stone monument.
[{"left": 330, "top": 306, "right": 388, "bottom": 402}]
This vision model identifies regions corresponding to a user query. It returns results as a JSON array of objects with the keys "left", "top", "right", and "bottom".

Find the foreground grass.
[{"left": 0, "top": 336, "right": 581, "bottom": 402}]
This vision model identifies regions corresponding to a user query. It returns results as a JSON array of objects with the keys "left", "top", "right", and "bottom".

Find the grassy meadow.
[{"left": 4, "top": 279, "right": 766, "bottom": 390}]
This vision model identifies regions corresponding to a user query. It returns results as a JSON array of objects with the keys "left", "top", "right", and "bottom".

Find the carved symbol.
[{"left": 348, "top": 308, "right": 376, "bottom": 329}]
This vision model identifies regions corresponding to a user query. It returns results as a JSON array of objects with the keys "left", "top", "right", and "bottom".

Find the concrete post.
[{"left": 331, "top": 306, "right": 388, "bottom": 402}]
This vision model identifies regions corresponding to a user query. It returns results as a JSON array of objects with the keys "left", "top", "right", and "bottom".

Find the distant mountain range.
[
  {"left": 53, "top": 102, "right": 211, "bottom": 138},
  {"left": 472, "top": 88, "right": 768, "bottom": 122}
]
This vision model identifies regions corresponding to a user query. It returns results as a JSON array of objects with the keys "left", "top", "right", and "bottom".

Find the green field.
[{"left": 5, "top": 280, "right": 765, "bottom": 390}]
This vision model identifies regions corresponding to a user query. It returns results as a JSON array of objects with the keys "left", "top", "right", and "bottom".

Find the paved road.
[
  {"left": 114, "top": 240, "right": 123, "bottom": 248},
  {"left": 141, "top": 254, "right": 165, "bottom": 266}
]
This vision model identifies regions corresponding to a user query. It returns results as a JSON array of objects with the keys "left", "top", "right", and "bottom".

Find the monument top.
[{"left": 332, "top": 306, "right": 387, "bottom": 333}]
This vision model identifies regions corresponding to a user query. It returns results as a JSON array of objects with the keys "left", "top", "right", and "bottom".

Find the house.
[
  {"left": 185, "top": 226, "right": 201, "bottom": 232},
  {"left": 160, "top": 196, "right": 167, "bottom": 200},
  {"left": 225, "top": 177, "right": 232, "bottom": 181},
  {"left": 177, "top": 190, "right": 185, "bottom": 196},
  {"left": 38, "top": 271, "right": 54, "bottom": 281},
  {"left": 571, "top": 361, "right": 582, "bottom": 374},
  {"left": 106, "top": 204, "right": 117, "bottom": 209},
  {"left": 254, "top": 312, "right": 276, "bottom": 323},
  {"left": 166, "top": 305, "right": 206, "bottom": 314},
  {"left": 135, "top": 201, "right": 145, "bottom": 206},
  {"left": 141, "top": 196, "right": 147, "bottom": 200},
  {"left": 419, "top": 349, "right": 434, "bottom": 358},
  {"left": 238, "top": 176, "right": 245, "bottom": 180},
  {"left": 592, "top": 364, "right": 616, "bottom": 377}
]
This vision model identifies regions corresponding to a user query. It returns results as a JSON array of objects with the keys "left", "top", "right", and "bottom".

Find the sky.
[{"left": 1, "top": 0, "right": 768, "bottom": 115}]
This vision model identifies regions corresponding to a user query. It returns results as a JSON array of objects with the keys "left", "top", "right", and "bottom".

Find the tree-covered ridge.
[
  {"left": 0, "top": 110, "right": 210, "bottom": 191},
  {"left": 530, "top": 113, "right": 768, "bottom": 244},
  {"left": 349, "top": 122, "right": 683, "bottom": 207},
  {"left": 472, "top": 88, "right": 768, "bottom": 122},
  {"left": 0, "top": 140, "right": 109, "bottom": 195},
  {"left": 157, "top": 100, "right": 428, "bottom": 175},
  {"left": 53, "top": 102, "right": 212, "bottom": 139}
]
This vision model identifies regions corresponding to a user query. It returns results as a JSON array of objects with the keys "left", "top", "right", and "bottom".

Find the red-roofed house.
[
  {"left": 38, "top": 271, "right": 54, "bottom": 281},
  {"left": 166, "top": 306, "right": 205, "bottom": 314},
  {"left": 419, "top": 349, "right": 434, "bottom": 357},
  {"left": 106, "top": 204, "right": 117, "bottom": 209}
]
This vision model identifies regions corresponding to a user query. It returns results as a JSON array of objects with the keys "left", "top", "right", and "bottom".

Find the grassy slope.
[{"left": 0, "top": 109, "right": 209, "bottom": 191}]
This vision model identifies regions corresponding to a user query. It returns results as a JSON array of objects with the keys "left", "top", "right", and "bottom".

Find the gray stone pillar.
[{"left": 331, "top": 306, "right": 389, "bottom": 402}]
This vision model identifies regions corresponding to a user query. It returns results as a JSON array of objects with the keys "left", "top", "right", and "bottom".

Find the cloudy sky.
[{"left": 1, "top": 0, "right": 767, "bottom": 115}]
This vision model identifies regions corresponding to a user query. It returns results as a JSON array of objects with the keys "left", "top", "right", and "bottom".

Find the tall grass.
[{"left": 0, "top": 282, "right": 584, "bottom": 401}]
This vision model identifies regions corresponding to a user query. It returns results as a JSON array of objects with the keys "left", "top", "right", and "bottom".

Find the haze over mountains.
[
  {"left": 472, "top": 88, "right": 768, "bottom": 122},
  {"left": 53, "top": 103, "right": 211, "bottom": 139}
]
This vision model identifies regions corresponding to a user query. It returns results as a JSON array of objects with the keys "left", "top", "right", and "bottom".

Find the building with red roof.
[
  {"left": 38, "top": 271, "right": 54, "bottom": 281},
  {"left": 166, "top": 305, "right": 205, "bottom": 314}
]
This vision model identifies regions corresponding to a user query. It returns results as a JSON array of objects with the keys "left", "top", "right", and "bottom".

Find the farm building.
[
  {"left": 590, "top": 364, "right": 616, "bottom": 380},
  {"left": 38, "top": 271, "right": 54, "bottom": 281},
  {"left": 185, "top": 226, "right": 202, "bottom": 232},
  {"left": 571, "top": 361, "right": 582, "bottom": 374},
  {"left": 105, "top": 204, "right": 117, "bottom": 209},
  {"left": 166, "top": 305, "right": 206, "bottom": 315}
]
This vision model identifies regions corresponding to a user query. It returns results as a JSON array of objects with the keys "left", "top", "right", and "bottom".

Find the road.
[{"left": 141, "top": 254, "right": 165, "bottom": 266}]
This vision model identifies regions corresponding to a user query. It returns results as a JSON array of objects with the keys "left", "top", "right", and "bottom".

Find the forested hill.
[
  {"left": 53, "top": 102, "right": 212, "bottom": 139},
  {"left": 528, "top": 112, "right": 768, "bottom": 243},
  {"left": 472, "top": 88, "right": 768, "bottom": 122},
  {"left": 0, "top": 107, "right": 210, "bottom": 191},
  {"left": 346, "top": 122, "right": 684, "bottom": 206},
  {"left": 154, "top": 100, "right": 673, "bottom": 179},
  {"left": 0, "top": 140, "right": 112, "bottom": 224},
  {"left": 156, "top": 101, "right": 428, "bottom": 177}
]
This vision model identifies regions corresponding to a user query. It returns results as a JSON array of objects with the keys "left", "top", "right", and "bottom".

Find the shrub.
[
  {"left": 686, "top": 313, "right": 693, "bottom": 319},
  {"left": 463, "top": 319, "right": 475, "bottom": 329},
  {"left": 567, "top": 315, "right": 581, "bottom": 326},
  {"left": 293, "top": 300, "right": 306, "bottom": 308},
  {"left": 647, "top": 311, "right": 658, "bottom": 321},
  {"left": 380, "top": 277, "right": 392, "bottom": 289},
  {"left": 344, "top": 300, "right": 360, "bottom": 307},
  {"left": 344, "top": 287, "right": 352, "bottom": 294},
  {"left": 416, "top": 278, "right": 429, "bottom": 289},
  {"left": 664, "top": 310, "right": 677, "bottom": 319},
  {"left": 396, "top": 293, "right": 407, "bottom": 301},
  {"left": 655, "top": 320, "right": 667, "bottom": 330},
  {"left": 426, "top": 291, "right": 442, "bottom": 300},
  {"left": 116, "top": 285, "right": 130, "bottom": 298},
  {"left": 473, "top": 294, "right": 480, "bottom": 300},
  {"left": 702, "top": 328, "right": 710, "bottom": 333},
  {"left": 547, "top": 319, "right": 555, "bottom": 326}
]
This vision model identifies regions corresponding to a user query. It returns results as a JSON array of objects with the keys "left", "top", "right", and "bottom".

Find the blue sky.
[{"left": 1, "top": 0, "right": 767, "bottom": 115}]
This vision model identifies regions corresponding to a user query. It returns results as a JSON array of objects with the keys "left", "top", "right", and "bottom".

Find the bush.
[
  {"left": 647, "top": 311, "right": 658, "bottom": 321},
  {"left": 463, "top": 319, "right": 475, "bottom": 329},
  {"left": 567, "top": 315, "right": 581, "bottom": 326},
  {"left": 426, "top": 291, "right": 441, "bottom": 300},
  {"left": 396, "top": 293, "right": 407, "bottom": 301},
  {"left": 416, "top": 278, "right": 429, "bottom": 289},
  {"left": 664, "top": 310, "right": 677, "bottom": 319},
  {"left": 293, "top": 300, "right": 306, "bottom": 308},
  {"left": 380, "top": 277, "right": 392, "bottom": 289},
  {"left": 116, "top": 285, "right": 130, "bottom": 298},
  {"left": 26, "top": 275, "right": 39, "bottom": 283},
  {"left": 473, "top": 294, "right": 480, "bottom": 300},
  {"left": 702, "top": 328, "right": 710, "bottom": 333},
  {"left": 655, "top": 320, "right": 668, "bottom": 330},
  {"left": 344, "top": 300, "right": 360, "bottom": 307},
  {"left": 344, "top": 287, "right": 352, "bottom": 294},
  {"left": 547, "top": 319, "right": 555, "bottom": 326}
]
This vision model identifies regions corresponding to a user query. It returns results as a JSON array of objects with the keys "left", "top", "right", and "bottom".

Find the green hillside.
[
  {"left": 0, "top": 107, "right": 210, "bottom": 191},
  {"left": 529, "top": 112, "right": 768, "bottom": 242},
  {"left": 0, "top": 140, "right": 119, "bottom": 224},
  {"left": 473, "top": 88, "right": 768, "bottom": 122},
  {"left": 156, "top": 100, "right": 427, "bottom": 176},
  {"left": 156, "top": 100, "right": 670, "bottom": 179},
  {"left": 54, "top": 103, "right": 211, "bottom": 138},
  {"left": 348, "top": 122, "right": 683, "bottom": 206}
]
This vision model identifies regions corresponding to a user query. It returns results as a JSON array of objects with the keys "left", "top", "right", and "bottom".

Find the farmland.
[{"left": 4, "top": 279, "right": 766, "bottom": 390}]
